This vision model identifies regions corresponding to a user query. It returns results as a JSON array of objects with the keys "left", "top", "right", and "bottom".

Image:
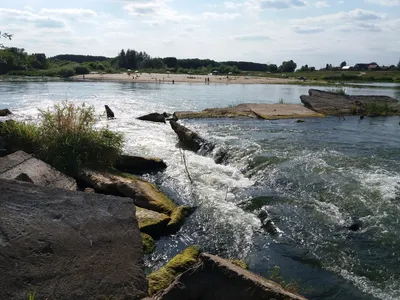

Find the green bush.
[
  {"left": 74, "top": 65, "right": 90, "bottom": 75},
  {"left": 58, "top": 67, "right": 75, "bottom": 78},
  {"left": 364, "top": 102, "right": 393, "bottom": 116},
  {"left": 1, "top": 102, "right": 124, "bottom": 175}
]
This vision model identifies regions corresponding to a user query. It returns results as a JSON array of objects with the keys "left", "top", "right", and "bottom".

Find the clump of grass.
[
  {"left": 268, "top": 266, "right": 311, "bottom": 295},
  {"left": 0, "top": 101, "right": 123, "bottom": 175},
  {"left": 278, "top": 98, "right": 286, "bottom": 104},
  {"left": 364, "top": 102, "right": 393, "bottom": 116},
  {"left": 27, "top": 291, "right": 36, "bottom": 300}
]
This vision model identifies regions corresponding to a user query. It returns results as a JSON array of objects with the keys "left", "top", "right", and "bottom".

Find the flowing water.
[{"left": 1, "top": 81, "right": 400, "bottom": 300}]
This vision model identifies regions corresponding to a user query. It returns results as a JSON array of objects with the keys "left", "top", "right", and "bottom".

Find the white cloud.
[
  {"left": 315, "top": 1, "right": 329, "bottom": 8},
  {"left": 39, "top": 8, "right": 98, "bottom": 18},
  {"left": 366, "top": 0, "right": 400, "bottom": 6},
  {"left": 232, "top": 33, "right": 272, "bottom": 41},
  {"left": 260, "top": 0, "right": 308, "bottom": 9}
]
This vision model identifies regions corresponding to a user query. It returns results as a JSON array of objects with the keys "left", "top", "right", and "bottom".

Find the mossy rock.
[
  {"left": 147, "top": 246, "right": 201, "bottom": 296},
  {"left": 141, "top": 233, "right": 155, "bottom": 254},
  {"left": 116, "top": 171, "right": 177, "bottom": 214},
  {"left": 230, "top": 259, "right": 248, "bottom": 269},
  {"left": 167, "top": 206, "right": 193, "bottom": 233},
  {"left": 136, "top": 207, "right": 171, "bottom": 237}
]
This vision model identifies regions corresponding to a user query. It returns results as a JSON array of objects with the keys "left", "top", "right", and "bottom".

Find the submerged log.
[
  {"left": 105, "top": 105, "right": 115, "bottom": 119},
  {"left": 115, "top": 155, "right": 167, "bottom": 175},
  {"left": 169, "top": 121, "right": 229, "bottom": 164},
  {"left": 300, "top": 89, "right": 399, "bottom": 116},
  {"left": 137, "top": 113, "right": 166, "bottom": 123}
]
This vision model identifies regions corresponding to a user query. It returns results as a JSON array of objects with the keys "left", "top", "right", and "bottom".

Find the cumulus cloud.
[
  {"left": 366, "top": 0, "right": 400, "bottom": 6},
  {"left": 315, "top": 1, "right": 329, "bottom": 8},
  {"left": 293, "top": 25, "right": 325, "bottom": 33},
  {"left": 260, "top": 0, "right": 308, "bottom": 9}
]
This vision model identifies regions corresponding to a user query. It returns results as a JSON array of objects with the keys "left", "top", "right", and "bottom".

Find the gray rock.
[
  {"left": 0, "top": 178, "right": 147, "bottom": 300},
  {"left": 300, "top": 89, "right": 399, "bottom": 115},
  {"left": 0, "top": 151, "right": 77, "bottom": 190},
  {"left": 115, "top": 155, "right": 167, "bottom": 175},
  {"left": 137, "top": 113, "right": 166, "bottom": 123},
  {"left": 105, "top": 105, "right": 115, "bottom": 119},
  {"left": 153, "top": 253, "right": 306, "bottom": 300},
  {"left": 0, "top": 108, "right": 12, "bottom": 117}
]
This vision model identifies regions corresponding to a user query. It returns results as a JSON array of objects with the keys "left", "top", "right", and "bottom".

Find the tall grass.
[
  {"left": 363, "top": 102, "right": 393, "bottom": 116},
  {"left": 0, "top": 102, "right": 123, "bottom": 175},
  {"left": 326, "top": 87, "right": 347, "bottom": 95}
]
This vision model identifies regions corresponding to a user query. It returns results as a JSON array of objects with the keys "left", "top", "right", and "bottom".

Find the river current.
[{"left": 1, "top": 80, "right": 400, "bottom": 300}]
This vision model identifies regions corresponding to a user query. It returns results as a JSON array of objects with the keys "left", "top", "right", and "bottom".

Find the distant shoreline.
[{"left": 71, "top": 72, "right": 303, "bottom": 85}]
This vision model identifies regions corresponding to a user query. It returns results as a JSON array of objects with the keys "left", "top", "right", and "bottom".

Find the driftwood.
[
  {"left": 300, "top": 89, "right": 399, "bottom": 115},
  {"left": 169, "top": 121, "right": 228, "bottom": 164},
  {"left": 137, "top": 113, "right": 166, "bottom": 123}
]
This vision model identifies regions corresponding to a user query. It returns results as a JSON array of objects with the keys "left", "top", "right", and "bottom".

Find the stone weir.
[
  {"left": 174, "top": 103, "right": 324, "bottom": 120},
  {"left": 300, "top": 89, "right": 400, "bottom": 116}
]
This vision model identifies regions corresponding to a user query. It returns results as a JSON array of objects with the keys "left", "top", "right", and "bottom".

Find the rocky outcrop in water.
[
  {"left": 105, "top": 105, "right": 115, "bottom": 119},
  {"left": 77, "top": 169, "right": 192, "bottom": 237},
  {"left": 173, "top": 104, "right": 323, "bottom": 120},
  {"left": 300, "top": 89, "right": 399, "bottom": 116},
  {"left": 148, "top": 251, "right": 306, "bottom": 300},
  {"left": 0, "top": 108, "right": 12, "bottom": 117},
  {"left": 0, "top": 178, "right": 147, "bottom": 300},
  {"left": 169, "top": 120, "right": 229, "bottom": 164},
  {"left": 115, "top": 154, "right": 167, "bottom": 174},
  {"left": 138, "top": 113, "right": 166, "bottom": 123},
  {"left": 0, "top": 151, "right": 77, "bottom": 190}
]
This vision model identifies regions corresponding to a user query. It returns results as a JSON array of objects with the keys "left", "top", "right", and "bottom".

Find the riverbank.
[{"left": 73, "top": 72, "right": 303, "bottom": 85}]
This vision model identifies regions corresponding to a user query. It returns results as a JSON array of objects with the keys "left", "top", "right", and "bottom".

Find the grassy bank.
[{"left": 0, "top": 102, "right": 123, "bottom": 175}]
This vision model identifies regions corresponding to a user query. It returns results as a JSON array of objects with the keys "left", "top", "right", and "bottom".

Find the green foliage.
[
  {"left": 279, "top": 60, "right": 297, "bottom": 73},
  {"left": 0, "top": 31, "right": 12, "bottom": 49},
  {"left": 1, "top": 102, "right": 123, "bottom": 175},
  {"left": 74, "top": 65, "right": 90, "bottom": 75},
  {"left": 58, "top": 67, "right": 75, "bottom": 78},
  {"left": 268, "top": 266, "right": 309, "bottom": 295},
  {"left": 27, "top": 290, "right": 36, "bottom": 300},
  {"left": 141, "top": 233, "right": 155, "bottom": 254},
  {"left": 230, "top": 259, "right": 248, "bottom": 269},
  {"left": 147, "top": 246, "right": 200, "bottom": 296},
  {"left": 364, "top": 102, "right": 393, "bottom": 116},
  {"left": 278, "top": 98, "right": 286, "bottom": 104}
]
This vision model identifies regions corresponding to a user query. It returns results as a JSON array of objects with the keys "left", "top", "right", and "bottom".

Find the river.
[{"left": 1, "top": 81, "right": 400, "bottom": 300}]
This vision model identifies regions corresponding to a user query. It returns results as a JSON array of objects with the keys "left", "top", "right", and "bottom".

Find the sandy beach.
[{"left": 73, "top": 72, "right": 301, "bottom": 85}]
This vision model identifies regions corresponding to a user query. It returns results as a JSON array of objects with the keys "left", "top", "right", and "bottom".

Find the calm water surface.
[{"left": 1, "top": 81, "right": 400, "bottom": 300}]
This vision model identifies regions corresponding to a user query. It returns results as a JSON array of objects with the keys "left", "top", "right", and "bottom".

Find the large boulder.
[
  {"left": 0, "top": 108, "right": 12, "bottom": 117},
  {"left": 153, "top": 253, "right": 306, "bottom": 300},
  {"left": 136, "top": 206, "right": 171, "bottom": 237},
  {"left": 138, "top": 113, "right": 166, "bottom": 123},
  {"left": 0, "top": 178, "right": 147, "bottom": 300},
  {"left": 115, "top": 154, "right": 167, "bottom": 175},
  {"left": 300, "top": 89, "right": 399, "bottom": 115},
  {"left": 0, "top": 150, "right": 77, "bottom": 190},
  {"left": 77, "top": 170, "right": 192, "bottom": 236},
  {"left": 77, "top": 169, "right": 177, "bottom": 214}
]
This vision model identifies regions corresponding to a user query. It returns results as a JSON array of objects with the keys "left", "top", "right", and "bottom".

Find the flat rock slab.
[
  {"left": 0, "top": 150, "right": 77, "bottom": 190},
  {"left": 136, "top": 207, "right": 171, "bottom": 237},
  {"left": 154, "top": 253, "right": 306, "bottom": 300},
  {"left": 300, "top": 89, "right": 400, "bottom": 115},
  {"left": 174, "top": 103, "right": 323, "bottom": 120},
  {"left": 0, "top": 178, "right": 147, "bottom": 300}
]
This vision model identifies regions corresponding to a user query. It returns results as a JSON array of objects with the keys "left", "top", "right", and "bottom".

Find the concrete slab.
[{"left": 0, "top": 151, "right": 77, "bottom": 190}]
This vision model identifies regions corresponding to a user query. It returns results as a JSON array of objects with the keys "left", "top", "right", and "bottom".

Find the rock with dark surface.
[
  {"left": 105, "top": 105, "right": 115, "bottom": 119},
  {"left": 138, "top": 113, "right": 166, "bottom": 123},
  {"left": 77, "top": 170, "right": 191, "bottom": 236},
  {"left": 153, "top": 253, "right": 306, "bottom": 300},
  {"left": 0, "top": 151, "right": 77, "bottom": 190},
  {"left": 0, "top": 108, "right": 12, "bottom": 117},
  {"left": 115, "top": 154, "right": 167, "bottom": 175},
  {"left": 170, "top": 120, "right": 214, "bottom": 153},
  {"left": 174, "top": 104, "right": 323, "bottom": 120},
  {"left": 78, "top": 169, "right": 177, "bottom": 214},
  {"left": 0, "top": 178, "right": 147, "bottom": 300},
  {"left": 300, "top": 89, "right": 399, "bottom": 115}
]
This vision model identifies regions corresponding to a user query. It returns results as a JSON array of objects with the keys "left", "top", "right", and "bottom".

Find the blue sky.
[{"left": 1, "top": 0, "right": 399, "bottom": 68}]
